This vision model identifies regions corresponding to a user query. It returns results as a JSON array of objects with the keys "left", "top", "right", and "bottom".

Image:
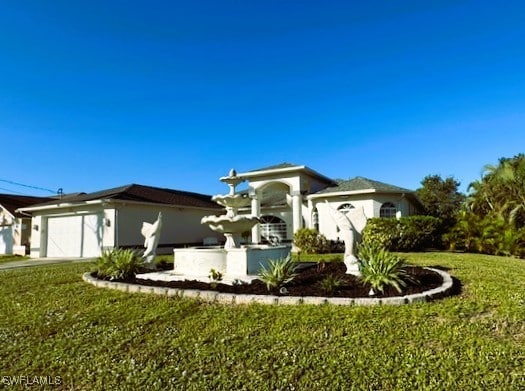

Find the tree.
[
  {"left": 468, "top": 154, "right": 525, "bottom": 228},
  {"left": 447, "top": 154, "right": 525, "bottom": 258},
  {"left": 416, "top": 175, "right": 465, "bottom": 229}
]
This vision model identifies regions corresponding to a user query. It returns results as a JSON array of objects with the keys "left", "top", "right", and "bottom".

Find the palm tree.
[{"left": 469, "top": 154, "right": 525, "bottom": 228}]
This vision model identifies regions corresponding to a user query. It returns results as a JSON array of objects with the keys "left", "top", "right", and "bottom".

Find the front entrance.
[{"left": 259, "top": 215, "right": 287, "bottom": 243}]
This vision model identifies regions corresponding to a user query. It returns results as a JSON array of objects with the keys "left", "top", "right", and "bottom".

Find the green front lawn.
[
  {"left": 0, "top": 254, "right": 29, "bottom": 264},
  {"left": 0, "top": 253, "right": 524, "bottom": 390}
]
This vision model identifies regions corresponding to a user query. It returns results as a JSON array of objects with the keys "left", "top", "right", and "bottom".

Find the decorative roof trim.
[
  {"left": 17, "top": 197, "right": 221, "bottom": 214},
  {"left": 17, "top": 198, "right": 218, "bottom": 216},
  {"left": 237, "top": 165, "right": 336, "bottom": 185}
]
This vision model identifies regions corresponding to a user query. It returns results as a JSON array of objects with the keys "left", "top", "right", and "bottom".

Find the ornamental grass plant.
[
  {"left": 95, "top": 248, "right": 144, "bottom": 281},
  {"left": 258, "top": 254, "right": 298, "bottom": 291},
  {"left": 358, "top": 242, "right": 416, "bottom": 294}
]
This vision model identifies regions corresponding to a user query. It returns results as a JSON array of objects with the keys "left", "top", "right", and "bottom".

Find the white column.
[
  {"left": 292, "top": 190, "right": 303, "bottom": 235},
  {"left": 306, "top": 199, "right": 314, "bottom": 228},
  {"left": 251, "top": 190, "right": 261, "bottom": 244}
]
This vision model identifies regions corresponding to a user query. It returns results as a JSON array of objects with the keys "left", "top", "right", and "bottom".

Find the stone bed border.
[{"left": 82, "top": 267, "right": 454, "bottom": 306}]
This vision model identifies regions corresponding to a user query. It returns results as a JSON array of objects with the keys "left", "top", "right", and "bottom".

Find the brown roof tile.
[
  {"left": 0, "top": 194, "right": 54, "bottom": 216},
  {"left": 24, "top": 184, "right": 221, "bottom": 210}
]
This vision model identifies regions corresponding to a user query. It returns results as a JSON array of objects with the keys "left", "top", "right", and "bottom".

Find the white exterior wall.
[
  {"left": 313, "top": 198, "right": 375, "bottom": 241},
  {"left": 0, "top": 208, "right": 15, "bottom": 255},
  {"left": 370, "top": 195, "right": 413, "bottom": 218},
  {"left": 117, "top": 205, "right": 220, "bottom": 249},
  {"left": 29, "top": 215, "right": 43, "bottom": 257},
  {"left": 307, "top": 194, "right": 419, "bottom": 241}
]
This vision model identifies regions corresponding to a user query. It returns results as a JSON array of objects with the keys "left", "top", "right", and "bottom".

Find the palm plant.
[
  {"left": 357, "top": 243, "right": 415, "bottom": 295},
  {"left": 258, "top": 254, "right": 297, "bottom": 291},
  {"left": 96, "top": 248, "right": 144, "bottom": 281},
  {"left": 456, "top": 154, "right": 525, "bottom": 258},
  {"left": 318, "top": 274, "right": 345, "bottom": 296}
]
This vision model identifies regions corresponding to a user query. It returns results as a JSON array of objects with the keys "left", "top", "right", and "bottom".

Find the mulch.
[{"left": 126, "top": 262, "right": 443, "bottom": 298}]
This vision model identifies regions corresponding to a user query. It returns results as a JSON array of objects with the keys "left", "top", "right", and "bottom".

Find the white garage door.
[{"left": 46, "top": 214, "right": 103, "bottom": 257}]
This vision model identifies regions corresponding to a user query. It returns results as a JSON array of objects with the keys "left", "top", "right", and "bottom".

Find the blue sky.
[{"left": 1, "top": 1, "right": 524, "bottom": 197}]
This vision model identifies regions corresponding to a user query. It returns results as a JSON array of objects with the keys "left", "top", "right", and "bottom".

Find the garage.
[{"left": 46, "top": 214, "right": 103, "bottom": 257}]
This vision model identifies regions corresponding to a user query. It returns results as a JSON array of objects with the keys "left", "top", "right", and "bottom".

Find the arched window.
[
  {"left": 380, "top": 202, "right": 397, "bottom": 218},
  {"left": 337, "top": 203, "right": 355, "bottom": 213},
  {"left": 260, "top": 215, "right": 287, "bottom": 242}
]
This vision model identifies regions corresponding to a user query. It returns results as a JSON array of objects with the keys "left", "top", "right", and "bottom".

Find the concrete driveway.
[{"left": 0, "top": 257, "right": 95, "bottom": 270}]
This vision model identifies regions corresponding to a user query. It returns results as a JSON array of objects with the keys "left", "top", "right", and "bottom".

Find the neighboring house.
[
  {"left": 18, "top": 184, "right": 221, "bottom": 258},
  {"left": 235, "top": 163, "right": 423, "bottom": 243},
  {"left": 0, "top": 194, "right": 53, "bottom": 255}
]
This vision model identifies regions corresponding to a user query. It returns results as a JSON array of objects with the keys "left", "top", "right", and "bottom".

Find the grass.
[
  {"left": 0, "top": 254, "right": 29, "bottom": 264},
  {"left": 0, "top": 252, "right": 524, "bottom": 390},
  {"left": 292, "top": 252, "right": 343, "bottom": 262}
]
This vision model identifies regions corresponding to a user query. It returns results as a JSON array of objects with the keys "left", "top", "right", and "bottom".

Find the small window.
[
  {"left": 312, "top": 208, "right": 319, "bottom": 231},
  {"left": 380, "top": 202, "right": 397, "bottom": 218},
  {"left": 337, "top": 203, "right": 355, "bottom": 214}
]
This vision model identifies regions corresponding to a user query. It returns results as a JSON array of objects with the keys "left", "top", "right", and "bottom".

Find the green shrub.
[
  {"left": 361, "top": 218, "right": 399, "bottom": 249},
  {"left": 362, "top": 216, "right": 442, "bottom": 251},
  {"left": 444, "top": 213, "right": 525, "bottom": 258},
  {"left": 358, "top": 243, "right": 415, "bottom": 294},
  {"left": 318, "top": 274, "right": 344, "bottom": 296},
  {"left": 293, "top": 228, "right": 330, "bottom": 254},
  {"left": 258, "top": 254, "right": 297, "bottom": 291},
  {"left": 208, "top": 268, "right": 223, "bottom": 288},
  {"left": 96, "top": 248, "right": 144, "bottom": 281}
]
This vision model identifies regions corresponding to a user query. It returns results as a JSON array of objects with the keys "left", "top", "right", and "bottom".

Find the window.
[
  {"left": 260, "top": 215, "right": 287, "bottom": 242},
  {"left": 380, "top": 202, "right": 397, "bottom": 218},
  {"left": 312, "top": 208, "right": 319, "bottom": 231},
  {"left": 337, "top": 203, "right": 355, "bottom": 213}
]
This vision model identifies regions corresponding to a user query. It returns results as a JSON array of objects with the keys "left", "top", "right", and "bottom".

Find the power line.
[
  {"left": 0, "top": 186, "right": 31, "bottom": 196},
  {"left": 0, "top": 179, "right": 56, "bottom": 194}
]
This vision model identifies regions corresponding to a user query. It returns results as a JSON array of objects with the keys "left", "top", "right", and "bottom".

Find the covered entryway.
[
  {"left": 46, "top": 214, "right": 103, "bottom": 257},
  {"left": 236, "top": 164, "right": 336, "bottom": 244}
]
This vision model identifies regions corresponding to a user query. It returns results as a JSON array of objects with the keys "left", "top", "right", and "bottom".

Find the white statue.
[
  {"left": 141, "top": 212, "right": 163, "bottom": 269},
  {"left": 325, "top": 201, "right": 368, "bottom": 276}
]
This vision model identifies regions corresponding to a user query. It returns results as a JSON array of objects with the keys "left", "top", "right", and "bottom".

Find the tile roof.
[
  {"left": 315, "top": 176, "right": 414, "bottom": 194},
  {"left": 25, "top": 184, "right": 221, "bottom": 210},
  {"left": 0, "top": 194, "right": 54, "bottom": 216}
]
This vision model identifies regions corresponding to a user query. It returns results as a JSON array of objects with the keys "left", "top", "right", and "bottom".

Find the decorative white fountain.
[
  {"left": 167, "top": 169, "right": 291, "bottom": 282},
  {"left": 201, "top": 169, "right": 259, "bottom": 249}
]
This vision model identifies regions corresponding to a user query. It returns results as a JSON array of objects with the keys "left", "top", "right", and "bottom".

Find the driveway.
[{"left": 0, "top": 257, "right": 95, "bottom": 270}]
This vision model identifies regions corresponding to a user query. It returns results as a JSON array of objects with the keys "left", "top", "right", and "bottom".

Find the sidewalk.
[{"left": 0, "top": 257, "right": 95, "bottom": 270}]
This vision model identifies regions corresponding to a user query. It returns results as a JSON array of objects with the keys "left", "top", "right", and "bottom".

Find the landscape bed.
[{"left": 130, "top": 262, "right": 444, "bottom": 298}]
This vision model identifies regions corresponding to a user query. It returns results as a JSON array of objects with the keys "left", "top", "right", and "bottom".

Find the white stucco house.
[
  {"left": 17, "top": 163, "right": 423, "bottom": 258},
  {"left": 0, "top": 194, "right": 53, "bottom": 255},
  {"left": 18, "top": 184, "right": 221, "bottom": 258},
  {"left": 235, "top": 163, "right": 423, "bottom": 244}
]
